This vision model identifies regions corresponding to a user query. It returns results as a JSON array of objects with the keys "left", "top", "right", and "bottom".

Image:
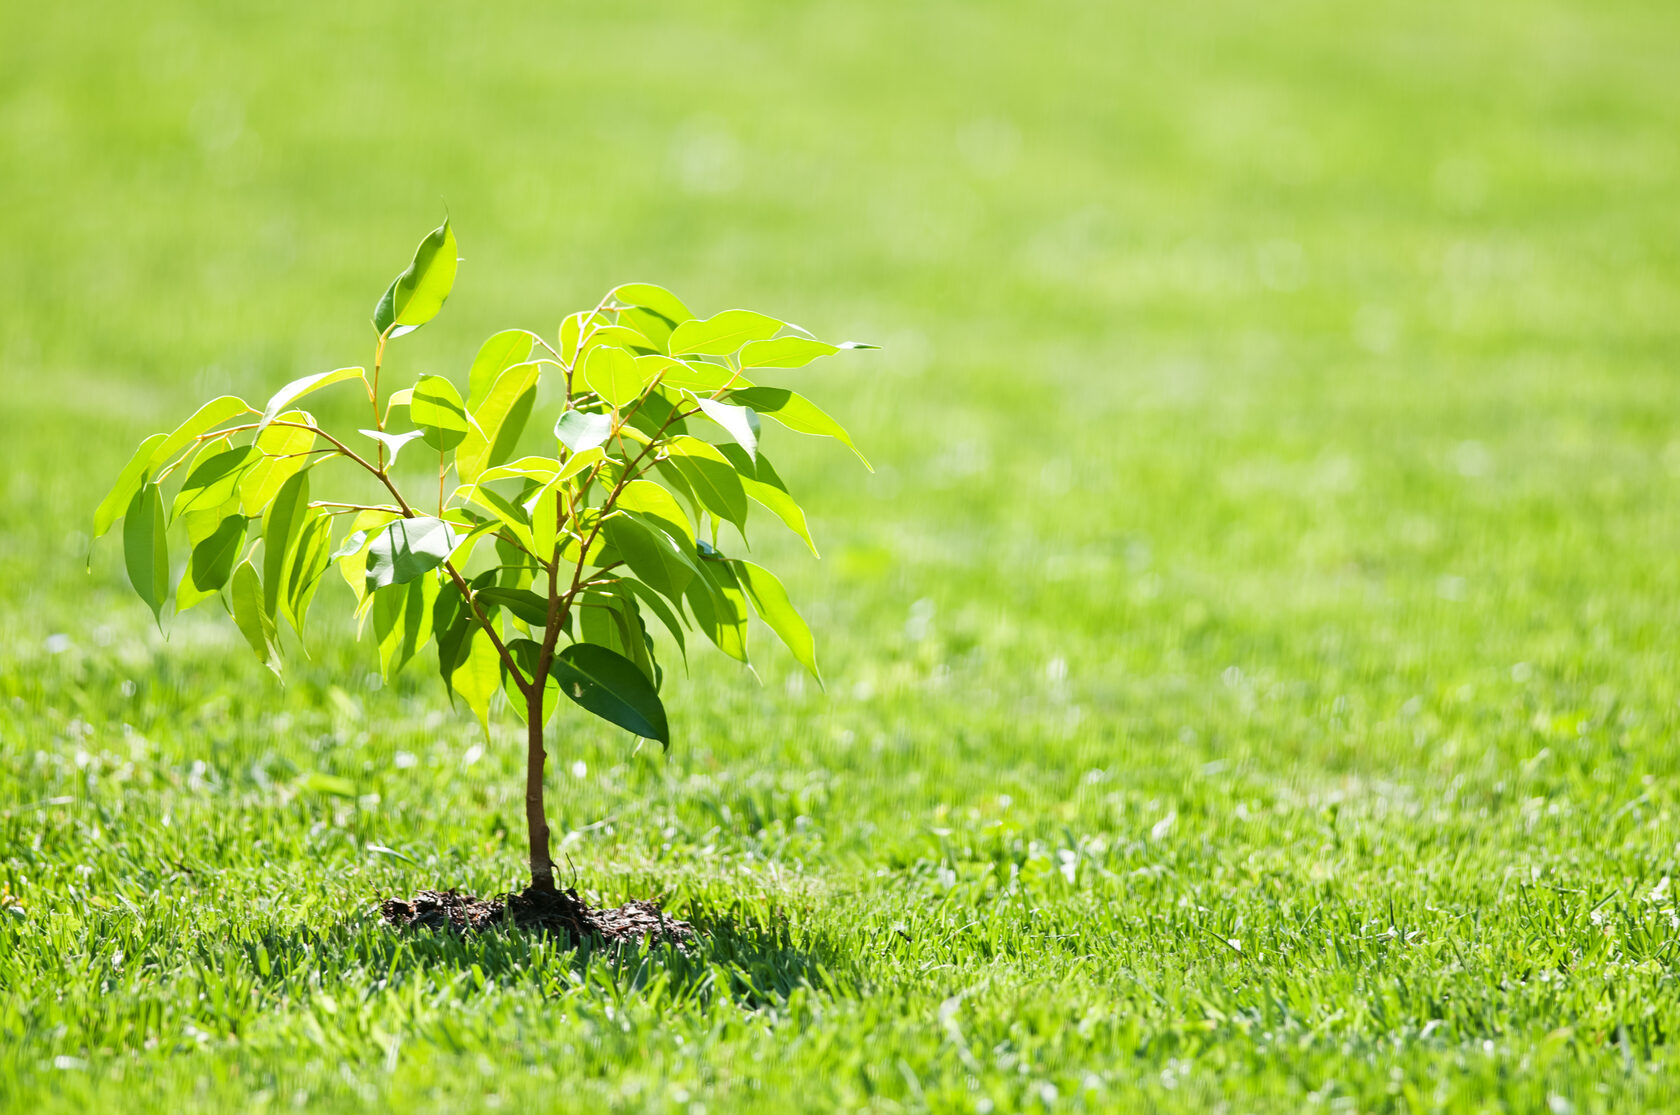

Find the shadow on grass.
[{"left": 232, "top": 897, "right": 858, "bottom": 1010}]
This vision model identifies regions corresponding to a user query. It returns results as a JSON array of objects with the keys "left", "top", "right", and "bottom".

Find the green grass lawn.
[{"left": 5, "top": 0, "right": 1680, "bottom": 1110}]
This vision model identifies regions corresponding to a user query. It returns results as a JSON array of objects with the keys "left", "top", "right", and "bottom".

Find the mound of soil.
[{"left": 380, "top": 885, "right": 694, "bottom": 946}]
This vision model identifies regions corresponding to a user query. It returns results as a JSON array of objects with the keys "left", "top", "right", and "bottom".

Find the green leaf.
[
  {"left": 172, "top": 445, "right": 261, "bottom": 522},
  {"left": 240, "top": 410, "right": 317, "bottom": 515},
  {"left": 434, "top": 581, "right": 472, "bottom": 698},
  {"left": 684, "top": 554, "right": 749, "bottom": 664},
  {"left": 579, "top": 588, "right": 653, "bottom": 684},
  {"left": 695, "top": 397, "right": 761, "bottom": 459},
  {"left": 463, "top": 486, "right": 536, "bottom": 554},
  {"left": 475, "top": 586, "right": 550, "bottom": 627},
  {"left": 445, "top": 517, "right": 502, "bottom": 569},
  {"left": 551, "top": 643, "right": 669, "bottom": 746},
  {"left": 229, "top": 560, "right": 282, "bottom": 678},
  {"left": 94, "top": 433, "right": 167, "bottom": 540},
  {"left": 454, "top": 625, "right": 502, "bottom": 737},
  {"left": 359, "top": 428, "right": 425, "bottom": 466},
  {"left": 263, "top": 470, "right": 312, "bottom": 618},
  {"left": 554, "top": 410, "right": 613, "bottom": 453},
  {"left": 604, "top": 514, "right": 695, "bottom": 600},
  {"left": 365, "top": 517, "right": 458, "bottom": 593},
  {"left": 609, "top": 283, "right": 694, "bottom": 325},
  {"left": 333, "top": 509, "right": 402, "bottom": 614},
  {"left": 582, "top": 324, "right": 660, "bottom": 355},
  {"left": 717, "top": 445, "right": 818, "bottom": 557},
  {"left": 620, "top": 308, "right": 675, "bottom": 352},
  {"left": 584, "top": 346, "right": 646, "bottom": 409},
  {"left": 554, "top": 446, "right": 606, "bottom": 483},
  {"left": 616, "top": 479, "right": 695, "bottom": 547},
  {"left": 661, "top": 436, "right": 748, "bottom": 529},
  {"left": 669, "top": 310, "right": 782, "bottom": 356},
  {"left": 500, "top": 638, "right": 557, "bottom": 724},
  {"left": 733, "top": 560, "right": 820, "bottom": 682},
  {"left": 411, "top": 375, "right": 470, "bottom": 452},
  {"left": 123, "top": 483, "right": 170, "bottom": 626},
  {"left": 656, "top": 359, "right": 748, "bottom": 393},
  {"left": 281, "top": 507, "right": 333, "bottom": 639},
  {"left": 177, "top": 511, "right": 246, "bottom": 613},
  {"left": 560, "top": 310, "right": 610, "bottom": 366},
  {"left": 373, "top": 220, "right": 459, "bottom": 339},
  {"left": 727, "top": 386, "right": 869, "bottom": 468},
  {"left": 622, "top": 578, "right": 687, "bottom": 658},
  {"left": 467, "top": 329, "right": 535, "bottom": 411},
  {"left": 738, "top": 337, "right": 840, "bottom": 369},
  {"left": 372, "top": 575, "right": 440, "bottom": 678},
  {"left": 256, "top": 367, "right": 365, "bottom": 436},
  {"left": 477, "top": 456, "right": 560, "bottom": 485},
  {"left": 148, "top": 396, "right": 253, "bottom": 470},
  {"left": 458, "top": 361, "right": 539, "bottom": 482}
]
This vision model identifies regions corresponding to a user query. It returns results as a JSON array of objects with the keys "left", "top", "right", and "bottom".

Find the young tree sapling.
[{"left": 93, "top": 221, "right": 873, "bottom": 893}]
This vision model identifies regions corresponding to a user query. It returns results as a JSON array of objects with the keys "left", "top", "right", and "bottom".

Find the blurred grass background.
[{"left": 4, "top": 0, "right": 1680, "bottom": 1111}]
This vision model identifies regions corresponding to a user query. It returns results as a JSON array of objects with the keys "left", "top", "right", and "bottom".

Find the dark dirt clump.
[{"left": 380, "top": 885, "right": 694, "bottom": 946}]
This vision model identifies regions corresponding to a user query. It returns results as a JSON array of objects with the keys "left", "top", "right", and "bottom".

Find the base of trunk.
[{"left": 379, "top": 884, "right": 693, "bottom": 946}]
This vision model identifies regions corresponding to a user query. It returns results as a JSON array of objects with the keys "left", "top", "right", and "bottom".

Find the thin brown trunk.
[{"left": 525, "top": 690, "right": 555, "bottom": 891}]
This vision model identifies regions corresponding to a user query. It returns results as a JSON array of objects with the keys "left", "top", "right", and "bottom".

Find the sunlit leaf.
[
  {"left": 454, "top": 624, "right": 502, "bottom": 736},
  {"left": 373, "top": 220, "right": 458, "bottom": 339},
  {"left": 733, "top": 559, "right": 820, "bottom": 682},
  {"left": 256, "top": 367, "right": 364, "bottom": 436},
  {"left": 738, "top": 337, "right": 839, "bottom": 369},
  {"left": 502, "top": 638, "right": 560, "bottom": 724},
  {"left": 728, "top": 386, "right": 869, "bottom": 468},
  {"left": 458, "top": 361, "right": 539, "bottom": 481},
  {"left": 656, "top": 359, "right": 747, "bottom": 394},
  {"left": 620, "top": 307, "right": 675, "bottom": 352},
  {"left": 411, "top": 375, "right": 470, "bottom": 452},
  {"left": 148, "top": 396, "right": 253, "bottom": 471},
  {"left": 229, "top": 560, "right": 282, "bottom": 678},
  {"left": 463, "top": 485, "right": 536, "bottom": 555},
  {"left": 609, "top": 282, "right": 694, "bottom": 325},
  {"left": 718, "top": 444, "right": 818, "bottom": 557},
  {"left": 467, "top": 329, "right": 535, "bottom": 410},
  {"left": 333, "top": 509, "right": 403, "bottom": 614},
  {"left": 359, "top": 428, "right": 426, "bottom": 467},
  {"left": 478, "top": 456, "right": 561, "bottom": 485},
  {"left": 684, "top": 553, "right": 749, "bottom": 663},
  {"left": 669, "top": 309, "right": 782, "bottom": 356},
  {"left": 604, "top": 513, "right": 694, "bottom": 599},
  {"left": 240, "top": 410, "right": 317, "bottom": 515},
  {"left": 364, "top": 516, "right": 458, "bottom": 593},
  {"left": 584, "top": 346, "right": 646, "bottom": 409},
  {"left": 550, "top": 642, "right": 669, "bottom": 746},
  {"left": 661, "top": 435, "right": 748, "bottom": 529},
  {"left": 93, "top": 433, "right": 166, "bottom": 540},
  {"left": 281, "top": 507, "right": 334, "bottom": 640},
  {"left": 177, "top": 510, "right": 246, "bottom": 613},
  {"left": 581, "top": 324, "right": 660, "bottom": 356},
  {"left": 554, "top": 409, "right": 613, "bottom": 453},
  {"left": 445, "top": 517, "right": 502, "bottom": 569},
  {"left": 616, "top": 478, "right": 695, "bottom": 548},
  {"left": 172, "top": 445, "right": 261, "bottom": 522},
  {"left": 123, "top": 483, "right": 169, "bottom": 626},
  {"left": 560, "top": 310, "right": 611, "bottom": 366},
  {"left": 372, "top": 575, "right": 439, "bottom": 678},
  {"left": 695, "top": 397, "right": 761, "bottom": 459},
  {"left": 263, "top": 470, "right": 312, "bottom": 618}
]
